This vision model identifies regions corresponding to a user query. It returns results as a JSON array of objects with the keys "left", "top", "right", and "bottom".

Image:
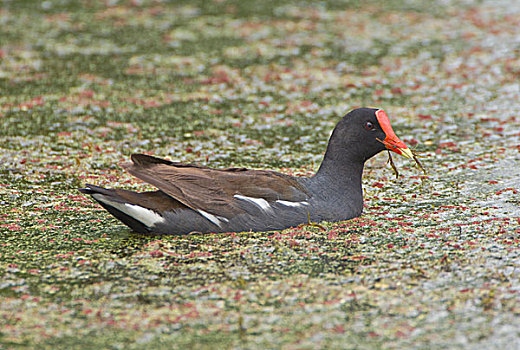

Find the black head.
[{"left": 321, "top": 108, "right": 412, "bottom": 165}]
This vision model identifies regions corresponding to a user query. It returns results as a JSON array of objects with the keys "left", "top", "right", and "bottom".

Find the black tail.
[{"left": 79, "top": 185, "right": 151, "bottom": 234}]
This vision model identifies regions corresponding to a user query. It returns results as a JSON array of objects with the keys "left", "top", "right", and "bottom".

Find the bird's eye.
[{"left": 364, "top": 121, "right": 375, "bottom": 131}]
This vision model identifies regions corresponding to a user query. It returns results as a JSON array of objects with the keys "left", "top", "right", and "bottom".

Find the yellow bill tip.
[{"left": 400, "top": 147, "right": 414, "bottom": 159}]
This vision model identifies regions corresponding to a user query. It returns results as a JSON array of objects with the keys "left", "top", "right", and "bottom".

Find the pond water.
[{"left": 0, "top": 0, "right": 519, "bottom": 348}]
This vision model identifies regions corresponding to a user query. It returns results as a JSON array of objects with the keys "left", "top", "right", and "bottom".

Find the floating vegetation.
[{"left": 1, "top": 0, "right": 520, "bottom": 348}]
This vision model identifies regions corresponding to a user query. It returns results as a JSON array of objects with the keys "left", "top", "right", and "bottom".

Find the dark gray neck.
[
  {"left": 298, "top": 153, "right": 365, "bottom": 219},
  {"left": 313, "top": 158, "right": 364, "bottom": 189},
  {"left": 305, "top": 147, "right": 365, "bottom": 200}
]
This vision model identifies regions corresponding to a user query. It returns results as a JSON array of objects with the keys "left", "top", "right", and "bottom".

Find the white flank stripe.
[
  {"left": 196, "top": 209, "right": 227, "bottom": 227},
  {"left": 276, "top": 200, "right": 309, "bottom": 208},
  {"left": 234, "top": 194, "right": 272, "bottom": 212},
  {"left": 92, "top": 194, "right": 165, "bottom": 227}
]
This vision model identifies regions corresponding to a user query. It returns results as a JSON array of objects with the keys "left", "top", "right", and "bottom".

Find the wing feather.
[{"left": 122, "top": 154, "right": 309, "bottom": 218}]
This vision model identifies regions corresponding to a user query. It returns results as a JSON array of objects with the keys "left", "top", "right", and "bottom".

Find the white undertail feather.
[
  {"left": 234, "top": 194, "right": 273, "bottom": 212},
  {"left": 276, "top": 200, "right": 309, "bottom": 208},
  {"left": 92, "top": 194, "right": 165, "bottom": 227}
]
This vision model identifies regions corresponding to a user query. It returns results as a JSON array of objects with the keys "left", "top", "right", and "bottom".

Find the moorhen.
[{"left": 80, "top": 108, "right": 414, "bottom": 234}]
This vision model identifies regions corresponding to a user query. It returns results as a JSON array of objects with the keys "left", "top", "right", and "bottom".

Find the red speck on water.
[
  {"left": 332, "top": 325, "right": 346, "bottom": 333},
  {"left": 495, "top": 188, "right": 517, "bottom": 195},
  {"left": 150, "top": 250, "right": 164, "bottom": 257},
  {"left": 351, "top": 255, "right": 368, "bottom": 260},
  {"left": 396, "top": 330, "right": 408, "bottom": 338}
]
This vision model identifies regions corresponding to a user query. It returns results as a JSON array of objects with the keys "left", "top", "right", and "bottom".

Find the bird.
[{"left": 80, "top": 108, "right": 414, "bottom": 235}]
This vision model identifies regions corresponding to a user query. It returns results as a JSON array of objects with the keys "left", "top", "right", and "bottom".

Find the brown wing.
[{"left": 121, "top": 154, "right": 309, "bottom": 218}]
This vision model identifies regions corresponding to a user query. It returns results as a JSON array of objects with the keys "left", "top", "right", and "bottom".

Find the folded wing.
[{"left": 122, "top": 154, "right": 310, "bottom": 219}]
